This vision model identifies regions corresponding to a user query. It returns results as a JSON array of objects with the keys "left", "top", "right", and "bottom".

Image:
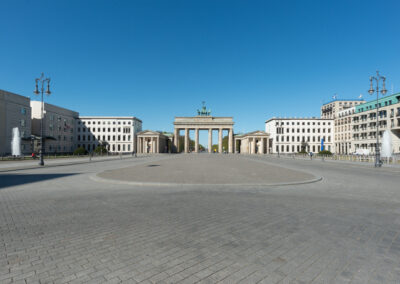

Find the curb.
[{"left": 91, "top": 173, "right": 323, "bottom": 188}]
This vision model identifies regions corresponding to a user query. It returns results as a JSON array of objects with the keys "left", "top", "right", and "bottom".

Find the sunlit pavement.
[{"left": 0, "top": 154, "right": 399, "bottom": 283}]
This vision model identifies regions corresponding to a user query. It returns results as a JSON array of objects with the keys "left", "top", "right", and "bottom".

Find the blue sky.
[{"left": 1, "top": 0, "right": 400, "bottom": 145}]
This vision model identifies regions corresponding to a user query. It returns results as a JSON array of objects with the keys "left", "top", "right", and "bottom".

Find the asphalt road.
[{"left": 0, "top": 154, "right": 399, "bottom": 284}]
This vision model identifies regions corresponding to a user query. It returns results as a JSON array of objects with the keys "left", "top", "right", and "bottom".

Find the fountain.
[
  {"left": 11, "top": 127, "right": 21, "bottom": 157},
  {"left": 381, "top": 130, "right": 392, "bottom": 161}
]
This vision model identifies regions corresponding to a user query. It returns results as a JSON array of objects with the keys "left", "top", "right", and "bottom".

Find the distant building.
[
  {"left": 321, "top": 99, "right": 365, "bottom": 119},
  {"left": 0, "top": 89, "right": 32, "bottom": 155},
  {"left": 335, "top": 107, "right": 355, "bottom": 154},
  {"left": 137, "top": 130, "right": 172, "bottom": 153},
  {"left": 265, "top": 118, "right": 334, "bottom": 154},
  {"left": 234, "top": 131, "right": 270, "bottom": 154},
  {"left": 77, "top": 116, "right": 142, "bottom": 153},
  {"left": 351, "top": 93, "right": 400, "bottom": 154},
  {"left": 31, "top": 101, "right": 79, "bottom": 153}
]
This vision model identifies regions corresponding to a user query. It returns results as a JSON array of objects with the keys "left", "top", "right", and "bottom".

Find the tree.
[
  {"left": 74, "top": 147, "right": 87, "bottom": 155},
  {"left": 178, "top": 136, "right": 195, "bottom": 152},
  {"left": 94, "top": 145, "right": 108, "bottom": 155}
]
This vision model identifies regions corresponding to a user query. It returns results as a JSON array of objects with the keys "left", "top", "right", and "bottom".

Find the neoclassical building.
[
  {"left": 234, "top": 131, "right": 270, "bottom": 154},
  {"left": 137, "top": 130, "right": 172, "bottom": 153},
  {"left": 173, "top": 104, "right": 234, "bottom": 153}
]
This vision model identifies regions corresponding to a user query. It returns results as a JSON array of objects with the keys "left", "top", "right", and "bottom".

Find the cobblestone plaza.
[{"left": 1, "top": 155, "right": 400, "bottom": 283}]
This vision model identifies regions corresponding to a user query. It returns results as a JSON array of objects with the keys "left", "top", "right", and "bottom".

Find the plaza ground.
[{"left": 0, "top": 154, "right": 400, "bottom": 283}]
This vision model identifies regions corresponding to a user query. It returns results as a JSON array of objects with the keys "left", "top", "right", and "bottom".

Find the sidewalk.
[
  {"left": 268, "top": 154, "right": 400, "bottom": 168},
  {"left": 0, "top": 154, "right": 149, "bottom": 172}
]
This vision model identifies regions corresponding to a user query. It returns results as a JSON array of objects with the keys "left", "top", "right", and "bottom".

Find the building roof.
[
  {"left": 355, "top": 92, "right": 400, "bottom": 113},
  {"left": 235, "top": 130, "right": 269, "bottom": 138},
  {"left": 137, "top": 130, "right": 168, "bottom": 137},
  {"left": 79, "top": 116, "right": 142, "bottom": 122},
  {"left": 265, "top": 117, "right": 333, "bottom": 123},
  {"left": 322, "top": 99, "right": 365, "bottom": 106}
]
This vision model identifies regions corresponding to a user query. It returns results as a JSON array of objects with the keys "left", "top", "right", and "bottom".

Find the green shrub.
[
  {"left": 73, "top": 147, "right": 87, "bottom": 155},
  {"left": 94, "top": 145, "right": 108, "bottom": 155},
  {"left": 298, "top": 150, "right": 308, "bottom": 154},
  {"left": 318, "top": 150, "right": 333, "bottom": 156}
]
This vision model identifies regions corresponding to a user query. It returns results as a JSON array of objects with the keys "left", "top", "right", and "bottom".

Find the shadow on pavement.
[{"left": 0, "top": 173, "right": 78, "bottom": 189}]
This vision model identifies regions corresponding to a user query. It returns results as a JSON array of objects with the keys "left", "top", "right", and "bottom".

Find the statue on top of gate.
[{"left": 197, "top": 101, "right": 211, "bottom": 116}]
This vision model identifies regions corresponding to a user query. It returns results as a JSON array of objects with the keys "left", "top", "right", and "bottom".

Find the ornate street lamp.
[
  {"left": 34, "top": 73, "right": 51, "bottom": 166},
  {"left": 368, "top": 71, "right": 387, "bottom": 167}
]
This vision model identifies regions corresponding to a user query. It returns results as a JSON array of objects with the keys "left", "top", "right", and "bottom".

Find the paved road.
[
  {"left": 0, "top": 154, "right": 399, "bottom": 284},
  {"left": 97, "top": 155, "right": 316, "bottom": 185}
]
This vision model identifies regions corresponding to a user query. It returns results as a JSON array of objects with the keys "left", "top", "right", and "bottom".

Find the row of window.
[
  {"left": 47, "top": 145, "right": 73, "bottom": 152},
  {"left": 275, "top": 121, "right": 331, "bottom": 126},
  {"left": 276, "top": 128, "right": 331, "bottom": 134},
  {"left": 77, "top": 135, "right": 132, "bottom": 142},
  {"left": 77, "top": 143, "right": 131, "bottom": 152},
  {"left": 276, "top": 145, "right": 331, "bottom": 153},
  {"left": 276, "top": 135, "right": 330, "bottom": 142},
  {"left": 48, "top": 124, "right": 73, "bottom": 133},
  {"left": 79, "top": 120, "right": 131, "bottom": 125},
  {"left": 77, "top": 127, "right": 131, "bottom": 133}
]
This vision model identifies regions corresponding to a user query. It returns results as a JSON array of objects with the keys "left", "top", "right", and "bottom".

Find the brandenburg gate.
[{"left": 173, "top": 104, "right": 234, "bottom": 153}]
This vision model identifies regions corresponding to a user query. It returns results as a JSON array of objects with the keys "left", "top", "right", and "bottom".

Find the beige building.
[
  {"left": 351, "top": 93, "right": 400, "bottom": 154},
  {"left": 0, "top": 89, "right": 32, "bottom": 155},
  {"left": 335, "top": 107, "right": 355, "bottom": 154},
  {"left": 265, "top": 118, "right": 334, "bottom": 154},
  {"left": 173, "top": 116, "right": 234, "bottom": 153},
  {"left": 321, "top": 99, "right": 365, "bottom": 119},
  {"left": 77, "top": 116, "right": 142, "bottom": 153},
  {"left": 137, "top": 130, "right": 172, "bottom": 153},
  {"left": 234, "top": 131, "right": 270, "bottom": 154},
  {"left": 31, "top": 101, "right": 79, "bottom": 153}
]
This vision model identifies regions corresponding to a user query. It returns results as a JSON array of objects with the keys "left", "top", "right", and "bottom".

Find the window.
[
  {"left": 21, "top": 107, "right": 26, "bottom": 115},
  {"left": 20, "top": 119, "right": 25, "bottom": 127}
]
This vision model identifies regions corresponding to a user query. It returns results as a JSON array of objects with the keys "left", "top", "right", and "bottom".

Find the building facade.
[
  {"left": 173, "top": 116, "right": 234, "bottom": 153},
  {"left": 321, "top": 99, "right": 365, "bottom": 119},
  {"left": 31, "top": 101, "right": 79, "bottom": 153},
  {"left": 0, "top": 89, "right": 32, "bottom": 155},
  {"left": 137, "top": 130, "right": 172, "bottom": 153},
  {"left": 351, "top": 93, "right": 400, "bottom": 155},
  {"left": 335, "top": 107, "right": 355, "bottom": 154},
  {"left": 77, "top": 116, "right": 142, "bottom": 153},
  {"left": 265, "top": 118, "right": 334, "bottom": 154},
  {"left": 234, "top": 131, "right": 270, "bottom": 154}
]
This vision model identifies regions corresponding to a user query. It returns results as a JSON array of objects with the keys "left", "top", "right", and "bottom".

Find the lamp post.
[
  {"left": 34, "top": 73, "right": 51, "bottom": 166},
  {"left": 368, "top": 70, "right": 387, "bottom": 168}
]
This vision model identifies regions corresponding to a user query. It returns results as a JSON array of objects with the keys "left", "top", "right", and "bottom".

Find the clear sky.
[{"left": 1, "top": 0, "right": 400, "bottom": 145}]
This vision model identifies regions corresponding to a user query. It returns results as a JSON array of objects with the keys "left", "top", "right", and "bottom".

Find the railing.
[{"left": 270, "top": 153, "right": 400, "bottom": 165}]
